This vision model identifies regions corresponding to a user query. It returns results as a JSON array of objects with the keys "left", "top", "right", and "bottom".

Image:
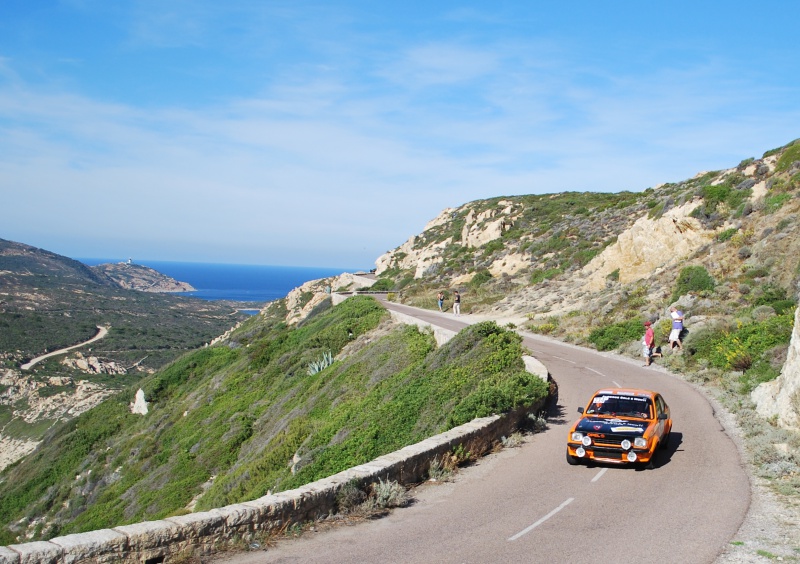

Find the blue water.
[{"left": 77, "top": 259, "right": 350, "bottom": 303}]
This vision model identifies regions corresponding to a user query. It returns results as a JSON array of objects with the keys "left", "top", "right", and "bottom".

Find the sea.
[{"left": 77, "top": 258, "right": 353, "bottom": 306}]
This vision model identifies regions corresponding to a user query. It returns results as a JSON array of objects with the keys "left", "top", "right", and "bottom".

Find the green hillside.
[
  {"left": 0, "top": 296, "right": 547, "bottom": 543},
  {"left": 0, "top": 239, "right": 251, "bottom": 377}
]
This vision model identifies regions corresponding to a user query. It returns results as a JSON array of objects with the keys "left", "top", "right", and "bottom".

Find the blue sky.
[{"left": 1, "top": 1, "right": 798, "bottom": 269}]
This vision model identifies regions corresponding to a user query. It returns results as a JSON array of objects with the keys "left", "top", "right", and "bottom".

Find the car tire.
[
  {"left": 566, "top": 449, "right": 580, "bottom": 466},
  {"left": 638, "top": 457, "right": 656, "bottom": 470}
]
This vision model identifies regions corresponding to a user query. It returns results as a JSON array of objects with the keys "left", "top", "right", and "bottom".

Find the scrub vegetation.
[{"left": 0, "top": 297, "right": 547, "bottom": 543}]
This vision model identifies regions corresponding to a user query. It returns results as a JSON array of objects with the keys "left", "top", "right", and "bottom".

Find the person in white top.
[{"left": 669, "top": 306, "right": 684, "bottom": 350}]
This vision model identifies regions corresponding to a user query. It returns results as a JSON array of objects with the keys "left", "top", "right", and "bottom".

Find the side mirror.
[
  {"left": 577, "top": 407, "right": 584, "bottom": 414},
  {"left": 658, "top": 413, "right": 667, "bottom": 420}
]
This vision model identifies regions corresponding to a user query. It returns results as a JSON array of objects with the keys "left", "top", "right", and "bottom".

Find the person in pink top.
[{"left": 642, "top": 321, "right": 661, "bottom": 366}]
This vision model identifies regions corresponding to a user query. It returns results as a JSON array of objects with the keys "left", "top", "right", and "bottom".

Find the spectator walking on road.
[
  {"left": 437, "top": 291, "right": 444, "bottom": 312},
  {"left": 669, "top": 306, "right": 684, "bottom": 351},
  {"left": 453, "top": 290, "right": 461, "bottom": 316}
]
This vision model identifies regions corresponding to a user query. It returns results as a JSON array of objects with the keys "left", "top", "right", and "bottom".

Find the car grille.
[
  {"left": 589, "top": 435, "right": 628, "bottom": 447},
  {"left": 589, "top": 447, "right": 624, "bottom": 458}
]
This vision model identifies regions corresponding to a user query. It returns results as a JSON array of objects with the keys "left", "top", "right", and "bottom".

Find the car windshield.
[{"left": 585, "top": 395, "right": 652, "bottom": 419}]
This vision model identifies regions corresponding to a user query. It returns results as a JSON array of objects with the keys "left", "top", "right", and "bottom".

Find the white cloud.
[{"left": 1, "top": 2, "right": 798, "bottom": 266}]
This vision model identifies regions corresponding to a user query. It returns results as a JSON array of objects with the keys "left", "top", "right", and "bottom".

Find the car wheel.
[
  {"left": 566, "top": 449, "right": 580, "bottom": 466},
  {"left": 638, "top": 457, "right": 656, "bottom": 470}
]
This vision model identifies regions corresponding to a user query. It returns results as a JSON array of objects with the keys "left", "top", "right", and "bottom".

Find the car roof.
[{"left": 590, "top": 388, "right": 659, "bottom": 399}]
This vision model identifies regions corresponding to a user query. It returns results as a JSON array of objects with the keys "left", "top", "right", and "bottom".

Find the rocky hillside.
[
  {"left": 372, "top": 139, "right": 800, "bottom": 431},
  {"left": 0, "top": 240, "right": 250, "bottom": 472},
  {"left": 1, "top": 137, "right": 799, "bottom": 549},
  {"left": 90, "top": 262, "right": 195, "bottom": 293}
]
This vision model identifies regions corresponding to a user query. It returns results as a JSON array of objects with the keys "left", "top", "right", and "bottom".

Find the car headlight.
[
  {"left": 621, "top": 439, "right": 631, "bottom": 450},
  {"left": 626, "top": 451, "right": 638, "bottom": 462},
  {"left": 581, "top": 435, "right": 592, "bottom": 446},
  {"left": 571, "top": 432, "right": 584, "bottom": 442},
  {"left": 634, "top": 437, "right": 647, "bottom": 448}
]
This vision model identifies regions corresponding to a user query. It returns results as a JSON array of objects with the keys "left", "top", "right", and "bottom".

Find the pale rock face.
[
  {"left": 751, "top": 180, "right": 768, "bottom": 200},
  {"left": 461, "top": 200, "right": 515, "bottom": 249},
  {"left": 0, "top": 436, "right": 39, "bottom": 472},
  {"left": 579, "top": 200, "right": 716, "bottom": 291},
  {"left": 375, "top": 236, "right": 452, "bottom": 278},
  {"left": 374, "top": 207, "right": 456, "bottom": 276},
  {"left": 463, "top": 217, "right": 506, "bottom": 249},
  {"left": 61, "top": 352, "right": 127, "bottom": 375},
  {"left": 423, "top": 207, "right": 458, "bottom": 231},
  {"left": 376, "top": 200, "right": 518, "bottom": 278},
  {"left": 488, "top": 252, "right": 530, "bottom": 277},
  {"left": 0, "top": 369, "right": 117, "bottom": 469},
  {"left": 284, "top": 272, "right": 377, "bottom": 325},
  {"left": 130, "top": 388, "right": 148, "bottom": 415},
  {"left": 752, "top": 306, "right": 800, "bottom": 430}
]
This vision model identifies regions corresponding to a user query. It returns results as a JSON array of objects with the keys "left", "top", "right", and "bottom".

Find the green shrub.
[
  {"left": 716, "top": 228, "right": 738, "bottom": 242},
  {"left": 703, "top": 314, "right": 794, "bottom": 371},
  {"left": 469, "top": 269, "right": 493, "bottom": 289},
  {"left": 672, "top": 266, "right": 715, "bottom": 302},
  {"left": 587, "top": 319, "right": 643, "bottom": 351},
  {"left": 775, "top": 142, "right": 800, "bottom": 172},
  {"left": 738, "top": 361, "right": 781, "bottom": 394},
  {"left": 764, "top": 193, "right": 792, "bottom": 214},
  {"left": 530, "top": 267, "right": 562, "bottom": 285},
  {"left": 528, "top": 322, "right": 557, "bottom": 335},
  {"left": 370, "top": 278, "right": 394, "bottom": 291},
  {"left": 482, "top": 240, "right": 504, "bottom": 256},
  {"left": 771, "top": 301, "right": 797, "bottom": 315}
]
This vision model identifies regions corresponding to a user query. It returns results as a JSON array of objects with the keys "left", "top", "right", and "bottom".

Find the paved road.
[
  {"left": 20, "top": 325, "right": 109, "bottom": 370},
  {"left": 214, "top": 303, "right": 750, "bottom": 564}
]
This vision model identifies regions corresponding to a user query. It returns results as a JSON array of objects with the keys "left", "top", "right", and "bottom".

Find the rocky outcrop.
[
  {"left": 91, "top": 262, "right": 195, "bottom": 293},
  {"left": 375, "top": 200, "right": 519, "bottom": 279},
  {"left": 579, "top": 200, "right": 717, "bottom": 291},
  {"left": 461, "top": 200, "right": 517, "bottom": 248},
  {"left": 130, "top": 389, "right": 149, "bottom": 415},
  {"left": 0, "top": 437, "right": 38, "bottom": 473},
  {"left": 375, "top": 235, "right": 452, "bottom": 279},
  {"left": 752, "top": 305, "right": 800, "bottom": 430},
  {"left": 61, "top": 352, "right": 127, "bottom": 375},
  {"left": 283, "top": 272, "right": 377, "bottom": 325},
  {"left": 0, "top": 370, "right": 117, "bottom": 471}
]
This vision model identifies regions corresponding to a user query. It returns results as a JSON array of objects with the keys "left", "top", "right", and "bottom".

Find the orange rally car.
[{"left": 566, "top": 388, "right": 672, "bottom": 469}]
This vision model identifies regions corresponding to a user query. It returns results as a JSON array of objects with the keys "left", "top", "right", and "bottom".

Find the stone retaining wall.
[{"left": 0, "top": 397, "right": 547, "bottom": 564}]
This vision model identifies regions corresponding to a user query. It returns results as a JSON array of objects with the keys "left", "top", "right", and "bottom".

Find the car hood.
[{"left": 575, "top": 417, "right": 649, "bottom": 435}]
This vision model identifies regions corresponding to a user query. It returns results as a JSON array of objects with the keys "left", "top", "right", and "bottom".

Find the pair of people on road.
[{"left": 436, "top": 290, "right": 461, "bottom": 315}]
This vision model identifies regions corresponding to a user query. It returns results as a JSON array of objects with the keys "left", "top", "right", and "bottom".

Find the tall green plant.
[{"left": 672, "top": 266, "right": 715, "bottom": 302}]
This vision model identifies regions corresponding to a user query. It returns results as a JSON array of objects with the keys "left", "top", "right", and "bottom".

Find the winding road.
[
  {"left": 215, "top": 301, "right": 750, "bottom": 564},
  {"left": 20, "top": 325, "right": 109, "bottom": 370}
]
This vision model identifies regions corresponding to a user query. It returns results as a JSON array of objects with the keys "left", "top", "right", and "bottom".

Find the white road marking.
[
  {"left": 586, "top": 367, "right": 605, "bottom": 376},
  {"left": 508, "top": 497, "right": 575, "bottom": 541},
  {"left": 549, "top": 354, "right": 576, "bottom": 364},
  {"left": 591, "top": 468, "right": 608, "bottom": 482},
  {"left": 612, "top": 380, "right": 622, "bottom": 387}
]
